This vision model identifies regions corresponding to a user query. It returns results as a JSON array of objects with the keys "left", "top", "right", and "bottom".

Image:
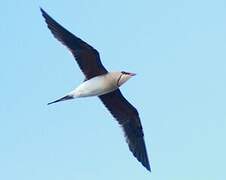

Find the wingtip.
[
  {"left": 143, "top": 154, "right": 151, "bottom": 172},
  {"left": 146, "top": 164, "right": 151, "bottom": 172},
  {"left": 39, "top": 7, "right": 44, "bottom": 13},
  {"left": 40, "top": 7, "right": 48, "bottom": 18},
  {"left": 39, "top": 7, "right": 43, "bottom": 13},
  {"left": 141, "top": 157, "right": 151, "bottom": 172}
]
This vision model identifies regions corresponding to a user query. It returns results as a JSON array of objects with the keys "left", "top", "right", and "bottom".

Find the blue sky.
[{"left": 0, "top": 0, "right": 226, "bottom": 179}]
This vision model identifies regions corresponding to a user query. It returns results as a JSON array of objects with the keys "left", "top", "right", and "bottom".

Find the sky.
[{"left": 0, "top": 0, "right": 226, "bottom": 179}]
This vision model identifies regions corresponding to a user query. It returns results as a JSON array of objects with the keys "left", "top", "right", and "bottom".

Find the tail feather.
[{"left": 47, "top": 95, "right": 74, "bottom": 105}]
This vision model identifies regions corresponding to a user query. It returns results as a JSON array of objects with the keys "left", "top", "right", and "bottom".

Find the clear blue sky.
[{"left": 0, "top": 0, "right": 226, "bottom": 179}]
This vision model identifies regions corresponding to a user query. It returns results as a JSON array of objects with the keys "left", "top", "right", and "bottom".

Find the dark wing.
[
  {"left": 40, "top": 8, "right": 108, "bottom": 79},
  {"left": 99, "top": 89, "right": 151, "bottom": 172}
]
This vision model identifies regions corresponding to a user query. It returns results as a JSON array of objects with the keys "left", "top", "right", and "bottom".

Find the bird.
[{"left": 40, "top": 8, "right": 151, "bottom": 172}]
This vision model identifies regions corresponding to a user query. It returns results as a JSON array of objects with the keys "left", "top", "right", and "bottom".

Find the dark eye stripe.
[{"left": 121, "top": 71, "right": 130, "bottom": 75}]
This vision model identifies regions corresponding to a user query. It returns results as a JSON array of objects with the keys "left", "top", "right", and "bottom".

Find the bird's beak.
[
  {"left": 47, "top": 94, "right": 74, "bottom": 105},
  {"left": 129, "top": 72, "right": 136, "bottom": 76}
]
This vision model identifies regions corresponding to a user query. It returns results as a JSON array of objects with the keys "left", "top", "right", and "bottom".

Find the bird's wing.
[
  {"left": 99, "top": 89, "right": 151, "bottom": 171},
  {"left": 40, "top": 8, "right": 108, "bottom": 79}
]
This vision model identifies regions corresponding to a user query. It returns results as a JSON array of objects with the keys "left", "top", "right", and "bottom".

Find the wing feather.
[
  {"left": 40, "top": 8, "right": 108, "bottom": 79},
  {"left": 99, "top": 89, "right": 151, "bottom": 171}
]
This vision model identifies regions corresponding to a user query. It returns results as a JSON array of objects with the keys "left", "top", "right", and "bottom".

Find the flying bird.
[{"left": 40, "top": 8, "right": 151, "bottom": 172}]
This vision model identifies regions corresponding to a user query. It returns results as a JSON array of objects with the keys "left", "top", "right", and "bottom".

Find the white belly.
[{"left": 72, "top": 75, "right": 118, "bottom": 97}]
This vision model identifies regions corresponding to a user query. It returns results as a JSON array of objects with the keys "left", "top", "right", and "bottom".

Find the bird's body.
[
  {"left": 41, "top": 8, "right": 151, "bottom": 172},
  {"left": 71, "top": 72, "right": 131, "bottom": 98},
  {"left": 73, "top": 74, "right": 116, "bottom": 97},
  {"left": 48, "top": 72, "right": 134, "bottom": 105}
]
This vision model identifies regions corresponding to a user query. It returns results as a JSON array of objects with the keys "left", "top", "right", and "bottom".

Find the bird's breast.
[{"left": 73, "top": 75, "right": 118, "bottom": 97}]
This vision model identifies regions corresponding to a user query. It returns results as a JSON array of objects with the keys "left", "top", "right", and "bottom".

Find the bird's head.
[{"left": 116, "top": 71, "right": 136, "bottom": 87}]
